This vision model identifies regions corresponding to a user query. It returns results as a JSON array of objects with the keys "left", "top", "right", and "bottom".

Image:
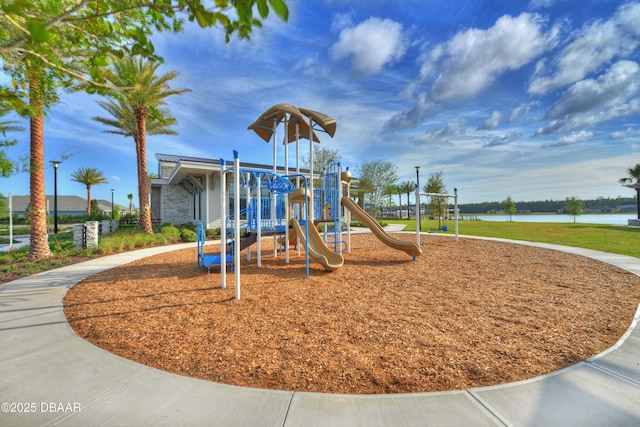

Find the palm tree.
[
  {"left": 127, "top": 193, "right": 134, "bottom": 215},
  {"left": 398, "top": 181, "right": 415, "bottom": 219},
  {"left": 27, "top": 68, "right": 52, "bottom": 260},
  {"left": 395, "top": 184, "right": 403, "bottom": 218},
  {"left": 0, "top": 105, "right": 24, "bottom": 178},
  {"left": 93, "top": 57, "right": 188, "bottom": 233},
  {"left": 383, "top": 184, "right": 397, "bottom": 217},
  {"left": 71, "top": 167, "right": 108, "bottom": 214},
  {"left": 619, "top": 164, "right": 640, "bottom": 220}
]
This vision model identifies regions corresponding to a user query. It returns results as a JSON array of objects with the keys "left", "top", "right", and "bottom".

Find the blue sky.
[{"left": 3, "top": 0, "right": 640, "bottom": 206}]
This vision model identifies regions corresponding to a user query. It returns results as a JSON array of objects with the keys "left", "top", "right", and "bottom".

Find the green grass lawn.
[{"left": 386, "top": 219, "right": 640, "bottom": 258}]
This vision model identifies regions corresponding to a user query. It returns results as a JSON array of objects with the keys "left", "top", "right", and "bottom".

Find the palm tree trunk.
[
  {"left": 135, "top": 109, "right": 153, "bottom": 233},
  {"left": 406, "top": 192, "right": 410, "bottom": 219},
  {"left": 28, "top": 75, "right": 52, "bottom": 260},
  {"left": 86, "top": 185, "right": 91, "bottom": 214}
]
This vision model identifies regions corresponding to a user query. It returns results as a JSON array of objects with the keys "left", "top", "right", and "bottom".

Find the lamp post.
[
  {"left": 111, "top": 189, "right": 115, "bottom": 220},
  {"left": 415, "top": 166, "right": 421, "bottom": 233},
  {"left": 50, "top": 160, "right": 60, "bottom": 234}
]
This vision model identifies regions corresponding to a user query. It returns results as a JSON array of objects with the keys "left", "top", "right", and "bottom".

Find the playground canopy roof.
[{"left": 247, "top": 103, "right": 336, "bottom": 144}]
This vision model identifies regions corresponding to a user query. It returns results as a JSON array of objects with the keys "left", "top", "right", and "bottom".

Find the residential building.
[{"left": 151, "top": 153, "right": 321, "bottom": 228}]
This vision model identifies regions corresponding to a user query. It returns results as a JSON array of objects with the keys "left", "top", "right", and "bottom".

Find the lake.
[{"left": 471, "top": 213, "right": 637, "bottom": 225}]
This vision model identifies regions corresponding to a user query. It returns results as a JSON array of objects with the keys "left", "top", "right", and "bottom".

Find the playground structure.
[
  {"left": 196, "top": 104, "right": 429, "bottom": 299},
  {"left": 415, "top": 187, "right": 459, "bottom": 245}
]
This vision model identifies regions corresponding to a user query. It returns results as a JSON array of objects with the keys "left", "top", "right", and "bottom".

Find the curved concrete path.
[{"left": 1, "top": 238, "right": 640, "bottom": 426}]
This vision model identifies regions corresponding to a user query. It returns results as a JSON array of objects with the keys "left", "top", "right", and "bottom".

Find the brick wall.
[{"left": 161, "top": 184, "right": 192, "bottom": 224}]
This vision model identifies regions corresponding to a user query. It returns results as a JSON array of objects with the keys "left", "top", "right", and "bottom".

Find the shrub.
[
  {"left": 177, "top": 222, "right": 196, "bottom": 231},
  {"left": 205, "top": 228, "right": 220, "bottom": 239},
  {"left": 160, "top": 225, "right": 181, "bottom": 241},
  {"left": 180, "top": 229, "right": 196, "bottom": 242}
]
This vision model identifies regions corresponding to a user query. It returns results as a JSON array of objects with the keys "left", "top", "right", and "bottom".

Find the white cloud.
[
  {"left": 410, "top": 120, "right": 467, "bottom": 145},
  {"left": 546, "top": 130, "right": 593, "bottom": 147},
  {"left": 331, "top": 11, "right": 355, "bottom": 32},
  {"left": 528, "top": 0, "right": 557, "bottom": 9},
  {"left": 387, "top": 13, "right": 555, "bottom": 130},
  {"left": 292, "top": 54, "right": 320, "bottom": 76},
  {"left": 384, "top": 92, "right": 439, "bottom": 131},
  {"left": 477, "top": 111, "right": 502, "bottom": 130},
  {"left": 330, "top": 17, "right": 406, "bottom": 77},
  {"left": 536, "top": 60, "right": 640, "bottom": 135},
  {"left": 509, "top": 101, "right": 539, "bottom": 123},
  {"left": 529, "top": 2, "right": 640, "bottom": 95},
  {"left": 424, "top": 13, "right": 554, "bottom": 101},
  {"left": 610, "top": 127, "right": 640, "bottom": 140},
  {"left": 483, "top": 131, "right": 522, "bottom": 147}
]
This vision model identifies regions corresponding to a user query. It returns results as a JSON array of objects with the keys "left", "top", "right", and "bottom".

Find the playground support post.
[
  {"left": 233, "top": 151, "right": 241, "bottom": 300},
  {"left": 272, "top": 119, "right": 277, "bottom": 257},
  {"left": 8, "top": 192, "right": 13, "bottom": 252},
  {"left": 415, "top": 184, "right": 420, "bottom": 246},
  {"left": 308, "top": 114, "right": 314, "bottom": 223},
  {"left": 256, "top": 174, "right": 262, "bottom": 267},
  {"left": 416, "top": 190, "right": 460, "bottom": 245},
  {"left": 454, "top": 188, "right": 459, "bottom": 242},
  {"left": 245, "top": 172, "right": 252, "bottom": 262},
  {"left": 284, "top": 122, "right": 290, "bottom": 264},
  {"left": 220, "top": 159, "right": 227, "bottom": 289}
]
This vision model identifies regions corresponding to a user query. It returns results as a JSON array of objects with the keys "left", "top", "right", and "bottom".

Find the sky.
[{"left": 3, "top": 0, "right": 640, "bottom": 206}]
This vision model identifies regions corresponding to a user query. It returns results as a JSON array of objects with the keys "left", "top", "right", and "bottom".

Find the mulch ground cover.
[{"left": 63, "top": 234, "right": 640, "bottom": 394}]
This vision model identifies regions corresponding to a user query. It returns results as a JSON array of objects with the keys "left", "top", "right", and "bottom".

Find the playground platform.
[{"left": 1, "top": 237, "right": 640, "bottom": 426}]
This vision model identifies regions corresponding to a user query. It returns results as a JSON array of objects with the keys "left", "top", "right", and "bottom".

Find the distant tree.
[
  {"left": 423, "top": 170, "right": 447, "bottom": 227},
  {"left": 23, "top": 203, "right": 30, "bottom": 223},
  {"left": 398, "top": 181, "right": 415, "bottom": 219},
  {"left": 304, "top": 145, "right": 341, "bottom": 174},
  {"left": 355, "top": 176, "right": 373, "bottom": 209},
  {"left": 113, "top": 205, "right": 121, "bottom": 220},
  {"left": 357, "top": 160, "right": 399, "bottom": 216},
  {"left": 395, "top": 184, "right": 404, "bottom": 217},
  {"left": 71, "top": 167, "right": 108, "bottom": 214},
  {"left": 0, "top": 193, "right": 7, "bottom": 219},
  {"left": 383, "top": 184, "right": 397, "bottom": 217},
  {"left": 127, "top": 193, "right": 134, "bottom": 215},
  {"left": 566, "top": 196, "right": 585, "bottom": 223},
  {"left": 90, "top": 199, "right": 100, "bottom": 217},
  {"left": 504, "top": 195, "right": 517, "bottom": 221},
  {"left": 0, "top": 105, "right": 24, "bottom": 178},
  {"left": 619, "top": 164, "right": 640, "bottom": 220}
]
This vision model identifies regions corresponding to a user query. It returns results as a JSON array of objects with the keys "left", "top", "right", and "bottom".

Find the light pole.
[
  {"left": 111, "top": 189, "right": 115, "bottom": 220},
  {"left": 50, "top": 160, "right": 60, "bottom": 234},
  {"left": 415, "top": 166, "right": 420, "bottom": 233}
]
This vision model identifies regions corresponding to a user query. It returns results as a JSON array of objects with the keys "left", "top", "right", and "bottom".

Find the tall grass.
[
  {"left": 98, "top": 229, "right": 179, "bottom": 253},
  {"left": 1, "top": 228, "right": 189, "bottom": 281}
]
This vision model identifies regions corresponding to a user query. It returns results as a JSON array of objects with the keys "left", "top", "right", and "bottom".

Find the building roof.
[{"left": 155, "top": 153, "right": 315, "bottom": 176}]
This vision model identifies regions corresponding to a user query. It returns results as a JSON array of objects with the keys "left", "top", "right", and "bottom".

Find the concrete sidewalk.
[
  {"left": 0, "top": 234, "right": 30, "bottom": 252},
  {"left": 1, "top": 238, "right": 640, "bottom": 426}
]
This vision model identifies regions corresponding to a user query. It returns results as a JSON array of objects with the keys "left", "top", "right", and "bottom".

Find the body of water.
[{"left": 471, "top": 213, "right": 636, "bottom": 225}]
